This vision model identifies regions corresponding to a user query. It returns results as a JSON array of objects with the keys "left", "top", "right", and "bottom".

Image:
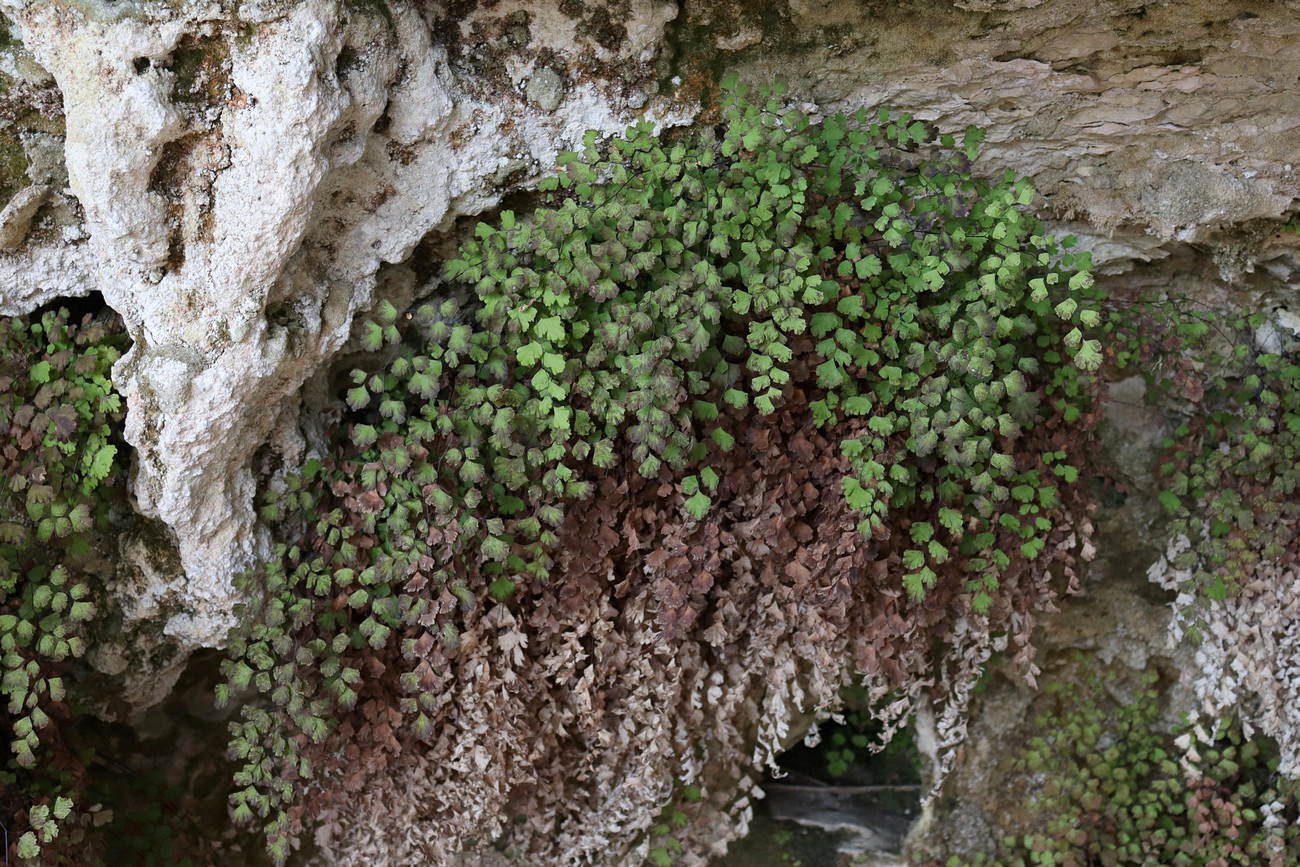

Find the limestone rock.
[
  {"left": 725, "top": 0, "right": 1300, "bottom": 242},
  {"left": 525, "top": 66, "right": 564, "bottom": 112}
]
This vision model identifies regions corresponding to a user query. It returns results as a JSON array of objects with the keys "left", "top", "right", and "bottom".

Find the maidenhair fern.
[
  {"left": 952, "top": 661, "right": 1300, "bottom": 866},
  {"left": 223, "top": 77, "right": 1105, "bottom": 863},
  {"left": 1097, "top": 294, "right": 1300, "bottom": 614},
  {"left": 0, "top": 307, "right": 129, "bottom": 860}
]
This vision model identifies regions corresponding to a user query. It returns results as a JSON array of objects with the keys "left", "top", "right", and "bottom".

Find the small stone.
[
  {"left": 715, "top": 25, "right": 762, "bottom": 52},
  {"left": 526, "top": 66, "right": 565, "bottom": 113},
  {"left": 22, "top": 133, "right": 68, "bottom": 188},
  {"left": 0, "top": 184, "right": 49, "bottom": 250},
  {"left": 0, "top": 47, "right": 53, "bottom": 88},
  {"left": 1277, "top": 307, "right": 1300, "bottom": 338}
]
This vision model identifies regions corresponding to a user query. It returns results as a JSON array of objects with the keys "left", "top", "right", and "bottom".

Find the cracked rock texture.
[{"left": 0, "top": 0, "right": 1299, "bottom": 860}]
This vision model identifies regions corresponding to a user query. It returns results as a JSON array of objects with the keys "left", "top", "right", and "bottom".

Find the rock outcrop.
[{"left": 1, "top": 0, "right": 1299, "bottom": 863}]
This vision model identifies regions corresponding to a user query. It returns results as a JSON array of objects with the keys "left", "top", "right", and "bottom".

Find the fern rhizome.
[{"left": 223, "top": 78, "right": 1106, "bottom": 863}]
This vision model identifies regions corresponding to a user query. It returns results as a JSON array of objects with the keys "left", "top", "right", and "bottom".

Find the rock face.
[{"left": 0, "top": 0, "right": 1299, "bottom": 862}]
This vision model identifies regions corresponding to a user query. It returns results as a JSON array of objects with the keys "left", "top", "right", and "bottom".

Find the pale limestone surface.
[{"left": 731, "top": 0, "right": 1300, "bottom": 247}]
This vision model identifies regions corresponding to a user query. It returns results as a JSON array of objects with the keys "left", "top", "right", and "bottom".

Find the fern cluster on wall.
[
  {"left": 1084, "top": 287, "right": 1300, "bottom": 787},
  {"left": 953, "top": 658, "right": 1300, "bottom": 867},
  {"left": 0, "top": 307, "right": 130, "bottom": 860},
  {"left": 220, "top": 78, "right": 1106, "bottom": 864}
]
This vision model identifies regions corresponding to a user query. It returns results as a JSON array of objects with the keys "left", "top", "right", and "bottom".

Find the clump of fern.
[
  {"left": 224, "top": 77, "right": 1105, "bottom": 863},
  {"left": 0, "top": 306, "right": 130, "bottom": 860}
]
